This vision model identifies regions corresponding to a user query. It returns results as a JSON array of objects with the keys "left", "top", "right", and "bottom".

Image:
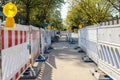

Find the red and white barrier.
[{"left": 0, "top": 24, "right": 30, "bottom": 80}]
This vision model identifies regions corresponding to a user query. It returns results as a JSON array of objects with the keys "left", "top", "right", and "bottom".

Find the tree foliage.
[
  {"left": 66, "top": 0, "right": 113, "bottom": 27},
  {"left": 10, "top": 0, "right": 64, "bottom": 27},
  {"left": 107, "top": 0, "right": 120, "bottom": 12},
  {"left": 107, "top": 0, "right": 120, "bottom": 17}
]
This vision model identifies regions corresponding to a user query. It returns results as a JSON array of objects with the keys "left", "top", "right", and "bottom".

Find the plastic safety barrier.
[
  {"left": 0, "top": 24, "right": 30, "bottom": 80},
  {"left": 40, "top": 28, "right": 46, "bottom": 54},
  {"left": 78, "top": 23, "right": 120, "bottom": 80},
  {"left": 30, "top": 26, "right": 40, "bottom": 65},
  {"left": 67, "top": 30, "right": 72, "bottom": 41},
  {"left": 45, "top": 30, "right": 51, "bottom": 49}
]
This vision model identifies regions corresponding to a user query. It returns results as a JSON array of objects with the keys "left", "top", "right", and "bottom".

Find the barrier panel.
[
  {"left": 45, "top": 30, "right": 51, "bottom": 49},
  {"left": 30, "top": 26, "right": 40, "bottom": 65},
  {"left": 78, "top": 23, "right": 120, "bottom": 80},
  {"left": 67, "top": 30, "right": 72, "bottom": 41},
  {"left": 98, "top": 25, "right": 120, "bottom": 80},
  {"left": 0, "top": 24, "right": 30, "bottom": 80},
  {"left": 40, "top": 28, "right": 46, "bottom": 54},
  {"left": 78, "top": 26, "right": 98, "bottom": 63},
  {"left": 51, "top": 30, "right": 55, "bottom": 38}
]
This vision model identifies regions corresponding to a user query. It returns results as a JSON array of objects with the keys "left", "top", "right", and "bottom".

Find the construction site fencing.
[
  {"left": 0, "top": 24, "right": 30, "bottom": 80},
  {"left": 40, "top": 28, "right": 46, "bottom": 54},
  {"left": 0, "top": 23, "right": 53, "bottom": 80},
  {"left": 78, "top": 21, "right": 120, "bottom": 80},
  {"left": 30, "top": 26, "right": 40, "bottom": 65},
  {"left": 45, "top": 30, "right": 51, "bottom": 49}
]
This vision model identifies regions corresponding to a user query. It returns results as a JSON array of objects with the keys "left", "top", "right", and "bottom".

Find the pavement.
[{"left": 37, "top": 33, "right": 96, "bottom": 80}]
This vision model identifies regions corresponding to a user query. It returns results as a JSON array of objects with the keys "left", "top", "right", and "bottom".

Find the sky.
[{"left": 61, "top": 0, "right": 69, "bottom": 19}]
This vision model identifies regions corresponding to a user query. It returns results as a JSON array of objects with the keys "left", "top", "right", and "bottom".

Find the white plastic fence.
[
  {"left": 45, "top": 30, "right": 51, "bottom": 49},
  {"left": 67, "top": 30, "right": 72, "bottom": 41},
  {"left": 51, "top": 30, "right": 55, "bottom": 38},
  {"left": 78, "top": 24, "right": 120, "bottom": 80},
  {"left": 98, "top": 25, "right": 120, "bottom": 80},
  {"left": 40, "top": 28, "right": 46, "bottom": 54},
  {"left": 30, "top": 26, "right": 40, "bottom": 65},
  {"left": 0, "top": 24, "right": 30, "bottom": 80}
]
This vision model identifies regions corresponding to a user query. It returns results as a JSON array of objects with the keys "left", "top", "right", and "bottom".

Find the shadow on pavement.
[
  {"left": 37, "top": 54, "right": 56, "bottom": 80},
  {"left": 52, "top": 42, "right": 96, "bottom": 68}
]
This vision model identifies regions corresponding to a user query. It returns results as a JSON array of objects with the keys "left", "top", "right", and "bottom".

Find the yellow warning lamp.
[
  {"left": 79, "top": 24, "right": 82, "bottom": 29},
  {"left": 67, "top": 27, "right": 71, "bottom": 30},
  {"left": 3, "top": 2, "right": 17, "bottom": 17},
  {"left": 47, "top": 26, "right": 50, "bottom": 29},
  {"left": 69, "top": 27, "right": 71, "bottom": 30},
  {"left": 53, "top": 28, "right": 56, "bottom": 30},
  {"left": 3, "top": 2, "right": 17, "bottom": 28}
]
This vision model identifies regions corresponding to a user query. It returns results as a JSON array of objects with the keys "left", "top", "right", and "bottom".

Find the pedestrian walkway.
[{"left": 37, "top": 41, "right": 96, "bottom": 80}]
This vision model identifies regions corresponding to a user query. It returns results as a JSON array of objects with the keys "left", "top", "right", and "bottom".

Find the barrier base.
[
  {"left": 36, "top": 56, "right": 46, "bottom": 62},
  {"left": 82, "top": 56, "right": 93, "bottom": 62},
  {"left": 90, "top": 68, "right": 113, "bottom": 80},
  {"left": 20, "top": 62, "right": 42, "bottom": 79},
  {"left": 74, "top": 46, "right": 80, "bottom": 50}
]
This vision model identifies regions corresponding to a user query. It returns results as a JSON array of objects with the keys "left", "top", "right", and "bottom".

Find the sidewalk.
[{"left": 37, "top": 41, "right": 96, "bottom": 80}]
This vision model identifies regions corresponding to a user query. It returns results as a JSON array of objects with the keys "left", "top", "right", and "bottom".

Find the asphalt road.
[{"left": 37, "top": 33, "right": 96, "bottom": 80}]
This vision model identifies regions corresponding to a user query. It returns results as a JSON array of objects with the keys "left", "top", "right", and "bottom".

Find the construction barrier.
[
  {"left": 98, "top": 24, "right": 120, "bottom": 80},
  {"left": 0, "top": 23, "right": 53, "bottom": 80},
  {"left": 0, "top": 24, "right": 30, "bottom": 80},
  {"left": 78, "top": 21, "right": 120, "bottom": 80},
  {"left": 30, "top": 26, "right": 40, "bottom": 65},
  {"left": 51, "top": 30, "right": 55, "bottom": 38},
  {"left": 45, "top": 30, "right": 51, "bottom": 49},
  {"left": 67, "top": 30, "right": 72, "bottom": 41},
  {"left": 40, "top": 28, "right": 46, "bottom": 54}
]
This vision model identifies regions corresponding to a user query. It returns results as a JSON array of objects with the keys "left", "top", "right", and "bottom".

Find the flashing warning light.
[
  {"left": 79, "top": 24, "right": 82, "bottom": 28},
  {"left": 53, "top": 28, "right": 56, "bottom": 30},
  {"left": 47, "top": 26, "right": 51, "bottom": 30},
  {"left": 3, "top": 2, "right": 17, "bottom": 28},
  {"left": 3, "top": 2, "right": 17, "bottom": 17}
]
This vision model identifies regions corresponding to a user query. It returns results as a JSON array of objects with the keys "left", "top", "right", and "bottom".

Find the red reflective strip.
[
  {"left": 10, "top": 78, "right": 13, "bottom": 80},
  {"left": 15, "top": 31, "right": 18, "bottom": 45},
  {"left": 2, "top": 30, "right": 4, "bottom": 49},
  {"left": 24, "top": 31, "right": 26, "bottom": 42},
  {"left": 20, "top": 67, "right": 23, "bottom": 73},
  {"left": 25, "top": 64, "right": 27, "bottom": 69},
  {"left": 15, "top": 72, "right": 19, "bottom": 79},
  {"left": 8, "top": 30, "right": 12, "bottom": 47},
  {"left": 20, "top": 31, "right": 22, "bottom": 44}
]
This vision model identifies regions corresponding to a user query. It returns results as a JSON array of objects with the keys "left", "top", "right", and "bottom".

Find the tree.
[
  {"left": 66, "top": 0, "right": 112, "bottom": 27},
  {"left": 12, "top": 0, "right": 64, "bottom": 26},
  {"left": 107, "top": 0, "right": 120, "bottom": 16}
]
